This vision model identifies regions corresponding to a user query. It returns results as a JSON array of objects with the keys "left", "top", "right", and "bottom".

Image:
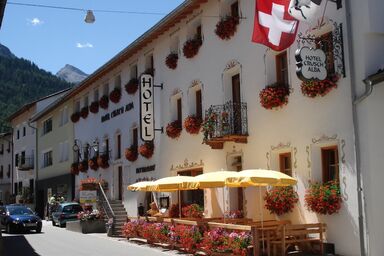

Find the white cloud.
[
  {"left": 27, "top": 18, "right": 44, "bottom": 26},
  {"left": 76, "top": 42, "right": 94, "bottom": 48}
]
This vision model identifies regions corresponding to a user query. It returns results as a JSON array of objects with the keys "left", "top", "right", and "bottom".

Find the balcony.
[
  {"left": 203, "top": 101, "right": 248, "bottom": 149},
  {"left": 18, "top": 156, "right": 34, "bottom": 171}
]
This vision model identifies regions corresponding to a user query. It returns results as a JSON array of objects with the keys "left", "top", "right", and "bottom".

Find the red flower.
[
  {"left": 215, "top": 16, "right": 239, "bottom": 40},
  {"left": 89, "top": 101, "right": 99, "bottom": 114},
  {"left": 139, "top": 141, "right": 154, "bottom": 159},
  {"left": 80, "top": 106, "right": 89, "bottom": 119},
  {"left": 183, "top": 36, "right": 202, "bottom": 59},
  {"left": 125, "top": 78, "right": 139, "bottom": 95},
  {"left": 165, "top": 53, "right": 178, "bottom": 70},
  {"left": 97, "top": 154, "right": 109, "bottom": 169},
  {"left": 259, "top": 83, "right": 290, "bottom": 110},
  {"left": 88, "top": 157, "right": 98, "bottom": 171},
  {"left": 264, "top": 186, "right": 298, "bottom": 215},
  {"left": 305, "top": 180, "right": 342, "bottom": 215},
  {"left": 70, "top": 112, "right": 80, "bottom": 123},
  {"left": 99, "top": 95, "right": 109, "bottom": 109},
  {"left": 301, "top": 74, "right": 339, "bottom": 98},
  {"left": 109, "top": 88, "right": 121, "bottom": 103},
  {"left": 78, "top": 160, "right": 88, "bottom": 173},
  {"left": 70, "top": 163, "right": 79, "bottom": 175},
  {"left": 166, "top": 121, "right": 182, "bottom": 139},
  {"left": 125, "top": 145, "right": 138, "bottom": 162},
  {"left": 184, "top": 115, "right": 202, "bottom": 135}
]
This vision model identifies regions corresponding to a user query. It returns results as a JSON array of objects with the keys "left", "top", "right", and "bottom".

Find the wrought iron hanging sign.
[
  {"left": 288, "top": 0, "right": 323, "bottom": 23},
  {"left": 296, "top": 47, "right": 327, "bottom": 81},
  {"left": 140, "top": 74, "right": 154, "bottom": 142}
]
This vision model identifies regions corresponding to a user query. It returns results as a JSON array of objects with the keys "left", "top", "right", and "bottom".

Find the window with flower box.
[
  {"left": 322, "top": 146, "right": 339, "bottom": 182},
  {"left": 279, "top": 152, "right": 292, "bottom": 176},
  {"left": 115, "top": 74, "right": 122, "bottom": 90},
  {"left": 132, "top": 127, "right": 138, "bottom": 146},
  {"left": 276, "top": 51, "right": 289, "bottom": 86},
  {"left": 131, "top": 64, "right": 138, "bottom": 79},
  {"left": 103, "top": 83, "right": 109, "bottom": 96},
  {"left": 145, "top": 54, "right": 155, "bottom": 76},
  {"left": 94, "top": 88, "right": 99, "bottom": 102}
]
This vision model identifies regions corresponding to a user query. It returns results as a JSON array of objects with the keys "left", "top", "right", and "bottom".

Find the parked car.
[
  {"left": 0, "top": 205, "right": 42, "bottom": 233},
  {"left": 51, "top": 202, "right": 83, "bottom": 227}
]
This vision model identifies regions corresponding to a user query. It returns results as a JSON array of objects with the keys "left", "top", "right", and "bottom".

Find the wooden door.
[{"left": 118, "top": 166, "right": 123, "bottom": 201}]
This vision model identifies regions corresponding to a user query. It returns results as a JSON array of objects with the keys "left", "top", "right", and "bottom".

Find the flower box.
[
  {"left": 125, "top": 145, "right": 138, "bottom": 162},
  {"left": 215, "top": 16, "right": 239, "bottom": 40},
  {"left": 80, "top": 106, "right": 89, "bottom": 119},
  {"left": 97, "top": 154, "right": 109, "bottom": 169},
  {"left": 70, "top": 163, "right": 79, "bottom": 175},
  {"left": 109, "top": 88, "right": 121, "bottom": 103},
  {"left": 165, "top": 53, "right": 178, "bottom": 70},
  {"left": 259, "top": 83, "right": 290, "bottom": 110},
  {"left": 99, "top": 95, "right": 109, "bottom": 109},
  {"left": 301, "top": 74, "right": 339, "bottom": 98},
  {"left": 70, "top": 112, "right": 80, "bottom": 123},
  {"left": 184, "top": 115, "right": 202, "bottom": 135},
  {"left": 125, "top": 78, "right": 139, "bottom": 95},
  {"left": 264, "top": 186, "right": 298, "bottom": 215},
  {"left": 78, "top": 160, "right": 88, "bottom": 173},
  {"left": 139, "top": 142, "right": 154, "bottom": 159},
  {"left": 89, "top": 101, "right": 99, "bottom": 114},
  {"left": 166, "top": 121, "right": 182, "bottom": 139},
  {"left": 88, "top": 157, "right": 98, "bottom": 171},
  {"left": 183, "top": 36, "right": 202, "bottom": 59},
  {"left": 66, "top": 220, "right": 106, "bottom": 234},
  {"left": 305, "top": 180, "right": 342, "bottom": 215}
]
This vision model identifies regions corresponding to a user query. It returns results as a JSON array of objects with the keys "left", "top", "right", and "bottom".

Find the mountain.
[
  {"left": 0, "top": 43, "right": 73, "bottom": 132},
  {"left": 56, "top": 64, "right": 88, "bottom": 84}
]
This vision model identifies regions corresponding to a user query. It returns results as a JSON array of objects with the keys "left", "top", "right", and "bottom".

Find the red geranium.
[
  {"left": 71, "top": 112, "right": 80, "bottom": 123},
  {"left": 125, "top": 78, "right": 139, "bottom": 95},
  {"left": 181, "top": 204, "right": 204, "bottom": 218},
  {"left": 183, "top": 36, "right": 202, "bottom": 59},
  {"left": 88, "top": 157, "right": 98, "bottom": 171},
  {"left": 80, "top": 106, "right": 89, "bottom": 119},
  {"left": 78, "top": 160, "right": 88, "bottom": 173},
  {"left": 89, "top": 101, "right": 99, "bottom": 114},
  {"left": 305, "top": 180, "right": 342, "bottom": 215},
  {"left": 301, "top": 74, "right": 339, "bottom": 98},
  {"left": 70, "top": 163, "right": 79, "bottom": 175},
  {"left": 264, "top": 186, "right": 298, "bottom": 215},
  {"left": 165, "top": 53, "right": 178, "bottom": 70},
  {"left": 99, "top": 95, "right": 109, "bottom": 109},
  {"left": 109, "top": 87, "right": 121, "bottom": 103},
  {"left": 139, "top": 141, "right": 154, "bottom": 159},
  {"left": 170, "top": 225, "right": 203, "bottom": 253},
  {"left": 215, "top": 16, "right": 239, "bottom": 40},
  {"left": 259, "top": 83, "right": 290, "bottom": 110},
  {"left": 97, "top": 154, "right": 109, "bottom": 169},
  {"left": 166, "top": 121, "right": 182, "bottom": 139},
  {"left": 125, "top": 145, "right": 138, "bottom": 162},
  {"left": 184, "top": 115, "right": 202, "bottom": 135}
]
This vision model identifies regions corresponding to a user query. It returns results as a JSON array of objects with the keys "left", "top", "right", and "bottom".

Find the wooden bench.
[{"left": 270, "top": 223, "right": 326, "bottom": 256}]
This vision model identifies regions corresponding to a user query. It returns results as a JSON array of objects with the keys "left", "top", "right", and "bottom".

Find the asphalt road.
[{"left": 1, "top": 221, "right": 182, "bottom": 256}]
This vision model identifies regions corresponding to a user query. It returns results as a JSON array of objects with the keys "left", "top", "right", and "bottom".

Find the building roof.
[
  {"left": 0, "top": 0, "right": 6, "bottom": 29},
  {"left": 40, "top": 0, "right": 207, "bottom": 110},
  {"left": 7, "top": 87, "right": 72, "bottom": 122},
  {"left": 0, "top": 132, "right": 11, "bottom": 138}
]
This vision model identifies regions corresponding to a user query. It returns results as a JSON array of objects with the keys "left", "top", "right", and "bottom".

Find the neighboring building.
[
  {"left": 0, "top": 0, "right": 6, "bottom": 29},
  {"left": 0, "top": 132, "right": 12, "bottom": 204},
  {"left": 30, "top": 92, "right": 75, "bottom": 217},
  {"left": 8, "top": 89, "right": 70, "bottom": 208}
]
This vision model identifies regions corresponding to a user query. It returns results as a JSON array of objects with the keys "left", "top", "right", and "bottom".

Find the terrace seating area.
[{"left": 122, "top": 216, "right": 326, "bottom": 256}]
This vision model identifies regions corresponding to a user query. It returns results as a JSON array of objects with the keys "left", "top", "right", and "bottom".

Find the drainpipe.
[
  {"left": 27, "top": 121, "right": 38, "bottom": 211},
  {"left": 354, "top": 70, "right": 384, "bottom": 104}
]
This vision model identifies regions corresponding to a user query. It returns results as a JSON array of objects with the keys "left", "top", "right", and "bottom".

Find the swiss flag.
[{"left": 252, "top": 0, "right": 299, "bottom": 51}]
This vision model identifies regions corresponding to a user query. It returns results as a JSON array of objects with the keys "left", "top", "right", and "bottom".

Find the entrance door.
[
  {"left": 232, "top": 74, "right": 242, "bottom": 134},
  {"left": 118, "top": 166, "right": 123, "bottom": 201}
]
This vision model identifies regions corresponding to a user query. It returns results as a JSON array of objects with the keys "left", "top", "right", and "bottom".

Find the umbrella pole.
[
  {"left": 178, "top": 190, "right": 181, "bottom": 218},
  {"left": 223, "top": 187, "right": 225, "bottom": 223},
  {"left": 259, "top": 186, "right": 265, "bottom": 253}
]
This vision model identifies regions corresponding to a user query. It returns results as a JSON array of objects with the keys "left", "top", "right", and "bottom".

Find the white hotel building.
[{"left": 46, "top": 0, "right": 384, "bottom": 255}]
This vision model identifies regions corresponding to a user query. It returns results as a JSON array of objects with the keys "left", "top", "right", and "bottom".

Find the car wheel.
[
  {"left": 52, "top": 220, "right": 55, "bottom": 226},
  {"left": 59, "top": 222, "right": 65, "bottom": 228},
  {"left": 6, "top": 224, "right": 13, "bottom": 234}
]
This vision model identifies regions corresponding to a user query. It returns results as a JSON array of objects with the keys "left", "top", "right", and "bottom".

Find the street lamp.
[{"left": 73, "top": 139, "right": 82, "bottom": 162}]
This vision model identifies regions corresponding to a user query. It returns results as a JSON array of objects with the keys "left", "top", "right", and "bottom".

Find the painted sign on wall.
[
  {"left": 101, "top": 102, "right": 134, "bottom": 123},
  {"left": 296, "top": 47, "right": 327, "bottom": 81},
  {"left": 140, "top": 74, "right": 154, "bottom": 141}
]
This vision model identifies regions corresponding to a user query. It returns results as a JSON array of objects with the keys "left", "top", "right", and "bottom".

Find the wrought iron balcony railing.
[
  {"left": 203, "top": 101, "right": 248, "bottom": 149},
  {"left": 18, "top": 156, "right": 34, "bottom": 171}
]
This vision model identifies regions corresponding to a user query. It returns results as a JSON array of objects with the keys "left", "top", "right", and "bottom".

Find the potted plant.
[
  {"left": 97, "top": 154, "right": 109, "bottom": 169},
  {"left": 165, "top": 53, "right": 178, "bottom": 70},
  {"left": 125, "top": 78, "right": 139, "bottom": 95},
  {"left": 215, "top": 15, "right": 239, "bottom": 40},
  {"left": 80, "top": 178, "right": 108, "bottom": 191},
  {"left": 70, "top": 163, "right": 79, "bottom": 175},
  {"left": 202, "top": 111, "right": 217, "bottom": 142},
  {"left": 181, "top": 204, "right": 204, "bottom": 218},
  {"left": 69, "top": 209, "right": 106, "bottom": 234},
  {"left": 89, "top": 101, "right": 99, "bottom": 114},
  {"left": 301, "top": 74, "right": 339, "bottom": 98},
  {"left": 88, "top": 157, "right": 99, "bottom": 171},
  {"left": 109, "top": 87, "right": 121, "bottom": 103},
  {"left": 166, "top": 121, "right": 182, "bottom": 139},
  {"left": 264, "top": 186, "right": 298, "bottom": 215},
  {"left": 259, "top": 83, "right": 291, "bottom": 110},
  {"left": 183, "top": 36, "right": 203, "bottom": 59},
  {"left": 184, "top": 115, "right": 202, "bottom": 134},
  {"left": 80, "top": 106, "right": 89, "bottom": 119},
  {"left": 99, "top": 95, "right": 109, "bottom": 109},
  {"left": 125, "top": 145, "right": 138, "bottom": 162},
  {"left": 78, "top": 159, "right": 88, "bottom": 173},
  {"left": 71, "top": 112, "right": 80, "bottom": 123},
  {"left": 139, "top": 141, "right": 154, "bottom": 159},
  {"left": 305, "top": 180, "right": 342, "bottom": 215}
]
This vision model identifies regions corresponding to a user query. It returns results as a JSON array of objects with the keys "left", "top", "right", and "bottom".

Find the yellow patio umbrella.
[
  {"left": 195, "top": 171, "right": 239, "bottom": 188},
  {"left": 225, "top": 169, "right": 297, "bottom": 187},
  {"left": 127, "top": 181, "right": 155, "bottom": 192}
]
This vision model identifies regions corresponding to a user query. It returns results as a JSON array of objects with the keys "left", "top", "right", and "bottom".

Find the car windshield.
[
  {"left": 8, "top": 207, "right": 34, "bottom": 215},
  {"left": 62, "top": 205, "right": 82, "bottom": 213}
]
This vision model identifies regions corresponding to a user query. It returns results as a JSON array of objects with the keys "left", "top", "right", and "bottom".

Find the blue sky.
[{"left": 0, "top": 0, "right": 184, "bottom": 75}]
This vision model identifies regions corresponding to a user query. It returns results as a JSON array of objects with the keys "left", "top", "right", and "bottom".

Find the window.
[
  {"left": 94, "top": 89, "right": 99, "bottom": 102},
  {"left": 43, "top": 118, "right": 53, "bottom": 135},
  {"left": 131, "top": 65, "right": 138, "bottom": 79},
  {"left": 322, "top": 146, "right": 339, "bottom": 182},
  {"left": 83, "top": 143, "right": 89, "bottom": 161},
  {"left": 177, "top": 98, "right": 182, "bottom": 128},
  {"left": 59, "top": 142, "right": 69, "bottom": 162},
  {"left": 75, "top": 101, "right": 80, "bottom": 112},
  {"left": 316, "top": 32, "right": 335, "bottom": 76},
  {"left": 279, "top": 152, "right": 292, "bottom": 176},
  {"left": 17, "top": 130, "right": 20, "bottom": 140},
  {"left": 115, "top": 75, "right": 122, "bottom": 89},
  {"left": 60, "top": 107, "right": 69, "bottom": 126},
  {"left": 132, "top": 127, "right": 138, "bottom": 147},
  {"left": 23, "top": 127, "right": 26, "bottom": 137},
  {"left": 43, "top": 151, "right": 53, "bottom": 168},
  {"left": 15, "top": 153, "right": 19, "bottom": 167},
  {"left": 231, "top": 1, "right": 239, "bottom": 17},
  {"left": 0, "top": 166, "right": 3, "bottom": 179},
  {"left": 84, "top": 95, "right": 89, "bottom": 107},
  {"left": 20, "top": 151, "right": 26, "bottom": 165},
  {"left": 116, "top": 134, "right": 121, "bottom": 159},
  {"left": 145, "top": 54, "right": 154, "bottom": 76},
  {"left": 14, "top": 182, "right": 18, "bottom": 195},
  {"left": 276, "top": 51, "right": 288, "bottom": 86},
  {"left": 195, "top": 89, "right": 202, "bottom": 119},
  {"left": 178, "top": 169, "right": 204, "bottom": 207},
  {"left": 103, "top": 83, "right": 109, "bottom": 95},
  {"left": 0, "top": 144, "right": 3, "bottom": 154}
]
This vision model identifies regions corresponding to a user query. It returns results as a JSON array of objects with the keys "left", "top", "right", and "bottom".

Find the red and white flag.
[{"left": 252, "top": 0, "right": 299, "bottom": 51}]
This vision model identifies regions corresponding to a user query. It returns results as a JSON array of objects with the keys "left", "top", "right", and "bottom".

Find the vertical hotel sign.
[{"left": 140, "top": 74, "right": 154, "bottom": 141}]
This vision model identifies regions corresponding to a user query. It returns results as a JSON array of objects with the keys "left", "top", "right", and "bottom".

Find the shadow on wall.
[{"left": 2, "top": 235, "right": 41, "bottom": 256}]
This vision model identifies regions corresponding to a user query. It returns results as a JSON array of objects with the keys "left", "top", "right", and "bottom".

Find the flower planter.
[
  {"left": 215, "top": 16, "right": 239, "bottom": 40},
  {"left": 259, "top": 84, "right": 290, "bottom": 110},
  {"left": 80, "top": 106, "right": 89, "bottom": 119},
  {"left": 166, "top": 121, "right": 182, "bottom": 139},
  {"left": 139, "top": 142, "right": 154, "bottom": 159},
  {"left": 66, "top": 220, "right": 106, "bottom": 234},
  {"left": 165, "top": 53, "right": 178, "bottom": 70},
  {"left": 97, "top": 155, "right": 109, "bottom": 169},
  {"left": 301, "top": 74, "right": 339, "bottom": 98},
  {"left": 125, "top": 146, "right": 138, "bottom": 162},
  {"left": 305, "top": 180, "right": 342, "bottom": 215},
  {"left": 78, "top": 160, "right": 88, "bottom": 173},
  {"left": 99, "top": 95, "right": 109, "bottom": 109},
  {"left": 125, "top": 78, "right": 139, "bottom": 95},
  {"left": 70, "top": 163, "right": 79, "bottom": 175},
  {"left": 88, "top": 157, "right": 98, "bottom": 171},
  {"left": 183, "top": 37, "right": 202, "bottom": 59},
  {"left": 71, "top": 112, "right": 80, "bottom": 123},
  {"left": 109, "top": 88, "right": 121, "bottom": 103},
  {"left": 89, "top": 101, "right": 99, "bottom": 114},
  {"left": 184, "top": 115, "right": 202, "bottom": 135},
  {"left": 264, "top": 186, "right": 298, "bottom": 215}
]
